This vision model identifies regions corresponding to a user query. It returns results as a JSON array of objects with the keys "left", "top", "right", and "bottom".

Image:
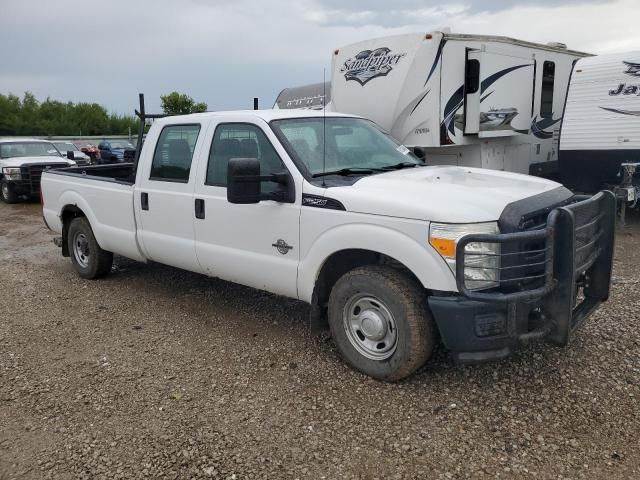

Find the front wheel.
[
  {"left": 67, "top": 217, "right": 113, "bottom": 279},
  {"left": 328, "top": 265, "right": 434, "bottom": 381}
]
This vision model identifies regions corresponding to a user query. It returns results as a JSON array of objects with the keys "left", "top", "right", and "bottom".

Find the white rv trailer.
[
  {"left": 559, "top": 51, "right": 640, "bottom": 192},
  {"left": 275, "top": 31, "right": 589, "bottom": 176}
]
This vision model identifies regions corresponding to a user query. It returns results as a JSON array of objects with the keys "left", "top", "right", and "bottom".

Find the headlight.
[
  {"left": 2, "top": 167, "right": 22, "bottom": 181},
  {"left": 429, "top": 222, "right": 500, "bottom": 291}
]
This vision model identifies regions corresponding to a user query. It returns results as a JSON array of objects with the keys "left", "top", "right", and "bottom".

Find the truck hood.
[
  {"left": 329, "top": 165, "right": 562, "bottom": 223},
  {"left": 0, "top": 156, "right": 75, "bottom": 168}
]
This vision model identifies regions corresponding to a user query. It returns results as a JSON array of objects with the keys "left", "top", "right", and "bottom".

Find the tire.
[
  {"left": 328, "top": 265, "right": 434, "bottom": 381},
  {"left": 67, "top": 217, "right": 113, "bottom": 279},
  {"left": 0, "top": 179, "right": 19, "bottom": 204}
]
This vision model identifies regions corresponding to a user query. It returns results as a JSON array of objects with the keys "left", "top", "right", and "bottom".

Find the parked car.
[
  {"left": 52, "top": 141, "right": 91, "bottom": 165},
  {"left": 77, "top": 143, "right": 101, "bottom": 163},
  {"left": 0, "top": 138, "right": 75, "bottom": 203},
  {"left": 97, "top": 140, "right": 135, "bottom": 164},
  {"left": 41, "top": 109, "right": 615, "bottom": 381}
]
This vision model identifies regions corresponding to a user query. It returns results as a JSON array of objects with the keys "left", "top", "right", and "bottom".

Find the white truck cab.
[
  {"left": 0, "top": 138, "right": 76, "bottom": 203},
  {"left": 41, "top": 109, "right": 615, "bottom": 380}
]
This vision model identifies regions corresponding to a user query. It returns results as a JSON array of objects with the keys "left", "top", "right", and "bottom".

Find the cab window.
[
  {"left": 149, "top": 124, "right": 200, "bottom": 182},
  {"left": 206, "top": 123, "right": 285, "bottom": 193}
]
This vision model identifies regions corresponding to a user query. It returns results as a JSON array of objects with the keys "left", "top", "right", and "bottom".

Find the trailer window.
[
  {"left": 540, "top": 61, "right": 555, "bottom": 118},
  {"left": 206, "top": 123, "right": 285, "bottom": 193},
  {"left": 465, "top": 59, "right": 480, "bottom": 95},
  {"left": 150, "top": 124, "right": 200, "bottom": 182}
]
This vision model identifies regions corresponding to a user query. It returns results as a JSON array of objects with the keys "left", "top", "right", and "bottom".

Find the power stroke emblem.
[
  {"left": 272, "top": 239, "right": 293, "bottom": 255},
  {"left": 341, "top": 47, "right": 406, "bottom": 86},
  {"left": 302, "top": 196, "right": 327, "bottom": 207}
]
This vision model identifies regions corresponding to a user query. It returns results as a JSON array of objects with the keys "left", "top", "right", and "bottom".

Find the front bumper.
[
  {"left": 13, "top": 163, "right": 70, "bottom": 196},
  {"left": 10, "top": 179, "right": 34, "bottom": 196},
  {"left": 428, "top": 191, "right": 616, "bottom": 362}
]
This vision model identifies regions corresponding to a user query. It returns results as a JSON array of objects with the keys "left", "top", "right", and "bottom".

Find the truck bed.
[
  {"left": 41, "top": 163, "right": 146, "bottom": 262},
  {"left": 47, "top": 163, "right": 135, "bottom": 184}
]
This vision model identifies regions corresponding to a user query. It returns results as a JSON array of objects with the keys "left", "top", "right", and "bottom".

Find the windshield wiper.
[
  {"left": 380, "top": 161, "right": 423, "bottom": 171},
  {"left": 312, "top": 167, "right": 384, "bottom": 178}
]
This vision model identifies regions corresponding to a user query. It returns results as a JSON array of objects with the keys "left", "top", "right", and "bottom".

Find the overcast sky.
[{"left": 0, "top": 0, "right": 638, "bottom": 115}]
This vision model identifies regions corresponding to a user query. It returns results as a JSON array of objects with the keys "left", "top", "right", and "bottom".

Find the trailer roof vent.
[{"left": 547, "top": 42, "right": 567, "bottom": 49}]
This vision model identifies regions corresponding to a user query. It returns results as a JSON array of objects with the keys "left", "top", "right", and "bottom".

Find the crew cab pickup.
[
  {"left": 41, "top": 110, "right": 615, "bottom": 380},
  {"left": 1, "top": 138, "right": 76, "bottom": 203}
]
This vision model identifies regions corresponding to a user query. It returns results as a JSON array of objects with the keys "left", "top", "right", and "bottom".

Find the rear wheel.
[
  {"left": 67, "top": 217, "right": 113, "bottom": 279},
  {"left": 0, "top": 179, "right": 19, "bottom": 204},
  {"left": 328, "top": 265, "right": 434, "bottom": 381}
]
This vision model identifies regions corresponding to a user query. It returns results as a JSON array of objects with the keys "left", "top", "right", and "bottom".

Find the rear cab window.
[{"left": 150, "top": 124, "right": 201, "bottom": 182}]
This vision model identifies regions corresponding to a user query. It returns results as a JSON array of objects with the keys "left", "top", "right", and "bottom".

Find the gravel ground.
[{"left": 0, "top": 200, "right": 639, "bottom": 480}]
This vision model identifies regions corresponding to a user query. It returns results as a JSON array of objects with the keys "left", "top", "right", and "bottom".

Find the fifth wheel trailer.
[
  {"left": 559, "top": 51, "right": 640, "bottom": 194},
  {"left": 275, "top": 31, "right": 589, "bottom": 177}
]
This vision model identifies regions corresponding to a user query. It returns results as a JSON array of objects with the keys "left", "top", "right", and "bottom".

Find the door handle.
[
  {"left": 141, "top": 192, "right": 149, "bottom": 211},
  {"left": 195, "top": 198, "right": 205, "bottom": 219}
]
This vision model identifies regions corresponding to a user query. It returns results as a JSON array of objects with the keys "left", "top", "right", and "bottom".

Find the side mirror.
[
  {"left": 227, "top": 158, "right": 261, "bottom": 204},
  {"left": 67, "top": 151, "right": 75, "bottom": 160}
]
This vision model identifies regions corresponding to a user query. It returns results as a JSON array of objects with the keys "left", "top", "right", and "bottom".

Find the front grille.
[
  {"left": 20, "top": 163, "right": 69, "bottom": 194},
  {"left": 124, "top": 148, "right": 136, "bottom": 162},
  {"left": 456, "top": 191, "right": 615, "bottom": 304},
  {"left": 496, "top": 196, "right": 573, "bottom": 293},
  {"left": 571, "top": 195, "right": 605, "bottom": 274}
]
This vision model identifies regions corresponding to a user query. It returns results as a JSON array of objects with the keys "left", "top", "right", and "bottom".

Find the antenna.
[{"left": 322, "top": 69, "right": 327, "bottom": 187}]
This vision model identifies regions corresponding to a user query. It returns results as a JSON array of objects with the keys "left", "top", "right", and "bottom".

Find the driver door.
[{"left": 193, "top": 121, "right": 301, "bottom": 298}]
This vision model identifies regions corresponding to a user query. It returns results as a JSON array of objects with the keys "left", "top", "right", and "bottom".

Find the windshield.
[
  {"left": 109, "top": 141, "right": 134, "bottom": 149},
  {"left": 0, "top": 142, "right": 60, "bottom": 159},
  {"left": 271, "top": 117, "right": 421, "bottom": 176},
  {"left": 53, "top": 142, "right": 79, "bottom": 152}
]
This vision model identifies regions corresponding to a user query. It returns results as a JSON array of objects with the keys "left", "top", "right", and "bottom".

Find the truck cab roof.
[{"left": 151, "top": 109, "right": 359, "bottom": 127}]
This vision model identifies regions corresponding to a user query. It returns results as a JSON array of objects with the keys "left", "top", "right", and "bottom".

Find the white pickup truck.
[
  {"left": 1, "top": 138, "right": 76, "bottom": 203},
  {"left": 41, "top": 109, "right": 616, "bottom": 380}
]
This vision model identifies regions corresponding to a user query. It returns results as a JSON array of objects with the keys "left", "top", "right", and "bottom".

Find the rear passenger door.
[
  {"left": 192, "top": 121, "right": 300, "bottom": 298},
  {"left": 135, "top": 123, "right": 205, "bottom": 273}
]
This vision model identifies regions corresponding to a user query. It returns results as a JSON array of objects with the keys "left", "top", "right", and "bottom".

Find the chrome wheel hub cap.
[
  {"left": 73, "top": 232, "right": 90, "bottom": 268},
  {"left": 343, "top": 295, "right": 398, "bottom": 361}
]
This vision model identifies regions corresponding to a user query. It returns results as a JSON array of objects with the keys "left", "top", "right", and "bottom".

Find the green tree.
[
  {"left": 0, "top": 91, "right": 139, "bottom": 136},
  {"left": 160, "top": 91, "right": 208, "bottom": 115},
  {"left": 20, "top": 92, "right": 39, "bottom": 135},
  {"left": 73, "top": 102, "right": 110, "bottom": 135},
  {"left": 0, "top": 94, "right": 22, "bottom": 135}
]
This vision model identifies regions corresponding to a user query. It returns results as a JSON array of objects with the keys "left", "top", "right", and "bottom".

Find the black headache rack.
[
  {"left": 131, "top": 93, "right": 167, "bottom": 182},
  {"left": 19, "top": 162, "right": 70, "bottom": 194},
  {"left": 455, "top": 190, "right": 616, "bottom": 345}
]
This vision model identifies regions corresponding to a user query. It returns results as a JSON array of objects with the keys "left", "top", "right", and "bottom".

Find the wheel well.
[
  {"left": 312, "top": 249, "right": 421, "bottom": 310},
  {"left": 60, "top": 205, "right": 86, "bottom": 257}
]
